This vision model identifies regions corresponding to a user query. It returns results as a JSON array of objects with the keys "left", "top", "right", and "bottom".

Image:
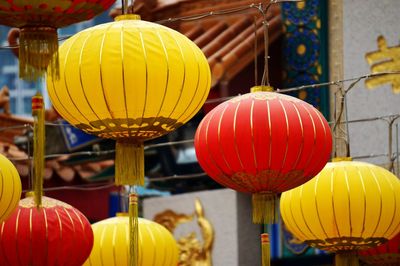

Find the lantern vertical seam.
[
  {"left": 138, "top": 222, "right": 144, "bottom": 266},
  {"left": 287, "top": 190, "right": 308, "bottom": 240},
  {"left": 48, "top": 35, "right": 81, "bottom": 125},
  {"left": 278, "top": 99, "right": 290, "bottom": 176},
  {"left": 54, "top": 209, "right": 63, "bottom": 266},
  {"left": 299, "top": 184, "right": 319, "bottom": 239},
  {"left": 14, "top": 209, "right": 22, "bottom": 266},
  {"left": 330, "top": 166, "right": 342, "bottom": 238},
  {"left": 379, "top": 168, "right": 398, "bottom": 238},
  {"left": 343, "top": 166, "right": 353, "bottom": 238},
  {"left": 63, "top": 208, "right": 77, "bottom": 264},
  {"left": 61, "top": 32, "right": 94, "bottom": 126},
  {"left": 232, "top": 101, "right": 246, "bottom": 177},
  {"left": 151, "top": 28, "right": 171, "bottom": 130},
  {"left": 0, "top": 170, "right": 12, "bottom": 222},
  {"left": 155, "top": 223, "right": 168, "bottom": 266},
  {"left": 145, "top": 223, "right": 158, "bottom": 266},
  {"left": 266, "top": 100, "right": 272, "bottom": 169},
  {"left": 1, "top": 222, "right": 12, "bottom": 266},
  {"left": 309, "top": 107, "right": 330, "bottom": 176},
  {"left": 176, "top": 33, "right": 210, "bottom": 124},
  {"left": 78, "top": 26, "right": 114, "bottom": 134},
  {"left": 138, "top": 29, "right": 149, "bottom": 129},
  {"left": 43, "top": 208, "right": 48, "bottom": 266},
  {"left": 163, "top": 29, "right": 186, "bottom": 125},
  {"left": 99, "top": 224, "right": 107, "bottom": 266},
  {"left": 29, "top": 208, "right": 32, "bottom": 264},
  {"left": 298, "top": 104, "right": 317, "bottom": 178},
  {"left": 368, "top": 166, "right": 383, "bottom": 238},
  {"left": 205, "top": 108, "right": 243, "bottom": 191},
  {"left": 111, "top": 224, "right": 117, "bottom": 266},
  {"left": 217, "top": 104, "right": 234, "bottom": 174},
  {"left": 249, "top": 99, "right": 259, "bottom": 187},
  {"left": 356, "top": 165, "right": 368, "bottom": 240},
  {"left": 313, "top": 173, "right": 329, "bottom": 239},
  {"left": 288, "top": 102, "right": 304, "bottom": 177},
  {"left": 120, "top": 22, "right": 131, "bottom": 138}
]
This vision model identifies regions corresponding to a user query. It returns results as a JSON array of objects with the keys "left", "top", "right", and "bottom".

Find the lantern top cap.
[
  {"left": 332, "top": 157, "right": 353, "bottom": 162},
  {"left": 115, "top": 14, "right": 141, "bottom": 21},
  {"left": 116, "top": 212, "right": 129, "bottom": 217},
  {"left": 250, "top": 85, "right": 274, "bottom": 92}
]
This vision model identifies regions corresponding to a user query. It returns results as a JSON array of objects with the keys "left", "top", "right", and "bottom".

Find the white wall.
[{"left": 343, "top": 0, "right": 400, "bottom": 166}]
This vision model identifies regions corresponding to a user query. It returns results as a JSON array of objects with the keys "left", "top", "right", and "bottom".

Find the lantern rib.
[
  {"left": 0, "top": 223, "right": 11, "bottom": 265},
  {"left": 151, "top": 28, "right": 171, "bottom": 131},
  {"left": 173, "top": 36, "right": 202, "bottom": 124},
  {"left": 249, "top": 99, "right": 258, "bottom": 173},
  {"left": 343, "top": 167, "right": 353, "bottom": 238},
  {"left": 62, "top": 33, "right": 94, "bottom": 126},
  {"left": 29, "top": 208, "right": 33, "bottom": 264},
  {"left": 145, "top": 223, "right": 158, "bottom": 266},
  {"left": 54, "top": 209, "right": 64, "bottom": 266},
  {"left": 205, "top": 108, "right": 242, "bottom": 191},
  {"left": 299, "top": 184, "right": 319, "bottom": 239},
  {"left": 356, "top": 165, "right": 368, "bottom": 240},
  {"left": 313, "top": 174, "right": 330, "bottom": 240},
  {"left": 298, "top": 104, "right": 317, "bottom": 179},
  {"left": 157, "top": 224, "right": 168, "bottom": 266},
  {"left": 63, "top": 207, "right": 78, "bottom": 264},
  {"left": 277, "top": 99, "right": 290, "bottom": 179},
  {"left": 162, "top": 29, "right": 186, "bottom": 125},
  {"left": 217, "top": 104, "right": 235, "bottom": 175},
  {"left": 92, "top": 24, "right": 119, "bottom": 131},
  {"left": 289, "top": 102, "right": 304, "bottom": 174},
  {"left": 138, "top": 30, "right": 149, "bottom": 130},
  {"left": 368, "top": 166, "right": 384, "bottom": 238},
  {"left": 49, "top": 35, "right": 82, "bottom": 126},
  {"left": 232, "top": 102, "right": 245, "bottom": 171},
  {"left": 287, "top": 190, "right": 308, "bottom": 240},
  {"left": 125, "top": 223, "right": 129, "bottom": 265},
  {"left": 138, "top": 223, "right": 144, "bottom": 266},
  {"left": 266, "top": 100, "right": 272, "bottom": 190},
  {"left": 0, "top": 171, "right": 5, "bottom": 221},
  {"left": 111, "top": 225, "right": 117, "bottom": 265},
  {"left": 14, "top": 209, "right": 21, "bottom": 266},
  {"left": 43, "top": 208, "right": 49, "bottom": 266},
  {"left": 330, "top": 167, "right": 342, "bottom": 239},
  {"left": 120, "top": 23, "right": 131, "bottom": 139},
  {"left": 380, "top": 169, "right": 398, "bottom": 238},
  {"left": 99, "top": 224, "right": 107, "bottom": 266}
]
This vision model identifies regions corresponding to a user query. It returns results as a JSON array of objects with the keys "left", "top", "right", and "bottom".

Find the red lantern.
[
  {"left": 194, "top": 89, "right": 332, "bottom": 224},
  {"left": 0, "top": 0, "right": 115, "bottom": 80},
  {"left": 0, "top": 195, "right": 94, "bottom": 266},
  {"left": 359, "top": 233, "right": 400, "bottom": 265}
]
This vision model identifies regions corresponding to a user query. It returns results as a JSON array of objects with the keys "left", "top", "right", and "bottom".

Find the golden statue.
[
  {"left": 154, "top": 199, "right": 214, "bottom": 266},
  {"left": 365, "top": 35, "right": 400, "bottom": 94}
]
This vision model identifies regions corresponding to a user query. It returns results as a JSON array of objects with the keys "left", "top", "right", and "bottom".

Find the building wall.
[{"left": 343, "top": 0, "right": 400, "bottom": 166}]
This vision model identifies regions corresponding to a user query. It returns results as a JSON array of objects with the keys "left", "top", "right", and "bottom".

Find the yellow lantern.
[
  {"left": 280, "top": 158, "right": 400, "bottom": 266},
  {"left": 47, "top": 14, "right": 211, "bottom": 186},
  {"left": 84, "top": 215, "right": 179, "bottom": 266},
  {"left": 0, "top": 154, "right": 21, "bottom": 223}
]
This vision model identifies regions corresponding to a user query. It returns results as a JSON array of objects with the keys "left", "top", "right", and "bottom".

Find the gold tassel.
[
  {"left": 19, "top": 26, "right": 59, "bottom": 82},
  {"left": 252, "top": 193, "right": 278, "bottom": 224},
  {"left": 32, "top": 92, "right": 45, "bottom": 207},
  {"left": 261, "top": 233, "right": 271, "bottom": 266},
  {"left": 115, "top": 141, "right": 144, "bottom": 186},
  {"left": 129, "top": 192, "right": 139, "bottom": 266},
  {"left": 335, "top": 253, "right": 359, "bottom": 266}
]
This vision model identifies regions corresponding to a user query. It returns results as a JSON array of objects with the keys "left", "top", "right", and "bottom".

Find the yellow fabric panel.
[
  {"left": 0, "top": 154, "right": 21, "bottom": 223},
  {"left": 84, "top": 216, "right": 179, "bottom": 266},
  {"left": 47, "top": 18, "right": 211, "bottom": 141},
  {"left": 280, "top": 161, "right": 400, "bottom": 251}
]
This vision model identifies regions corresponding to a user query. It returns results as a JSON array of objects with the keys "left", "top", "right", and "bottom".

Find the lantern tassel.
[
  {"left": 261, "top": 233, "right": 271, "bottom": 266},
  {"left": 129, "top": 192, "right": 139, "bottom": 266},
  {"left": 32, "top": 92, "right": 45, "bottom": 207},
  {"left": 115, "top": 141, "right": 144, "bottom": 186},
  {"left": 252, "top": 193, "right": 278, "bottom": 224},
  {"left": 19, "top": 26, "right": 59, "bottom": 81},
  {"left": 335, "top": 253, "right": 359, "bottom": 266}
]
